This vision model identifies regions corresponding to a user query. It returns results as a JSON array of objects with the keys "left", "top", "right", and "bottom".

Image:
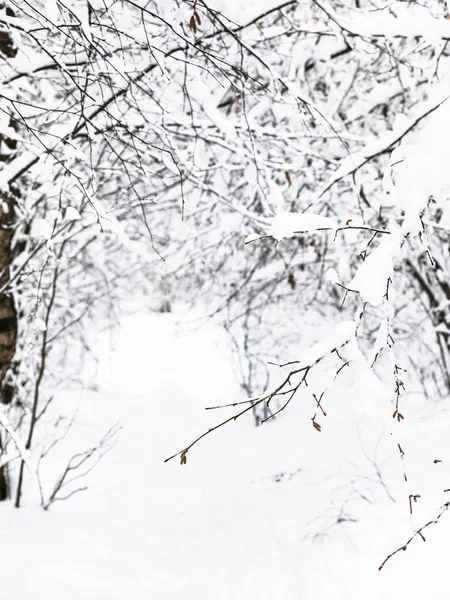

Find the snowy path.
[{"left": 1, "top": 314, "right": 450, "bottom": 599}]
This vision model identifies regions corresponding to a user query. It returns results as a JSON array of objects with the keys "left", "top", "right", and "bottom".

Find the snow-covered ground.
[{"left": 1, "top": 313, "right": 450, "bottom": 599}]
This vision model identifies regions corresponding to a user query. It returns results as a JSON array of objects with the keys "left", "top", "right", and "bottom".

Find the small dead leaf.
[
  {"left": 285, "top": 171, "right": 292, "bottom": 185},
  {"left": 346, "top": 219, "right": 353, "bottom": 226},
  {"left": 180, "top": 451, "right": 187, "bottom": 465},
  {"left": 312, "top": 421, "right": 322, "bottom": 432},
  {"left": 194, "top": 10, "right": 201, "bottom": 25},
  {"left": 189, "top": 15, "right": 197, "bottom": 33}
]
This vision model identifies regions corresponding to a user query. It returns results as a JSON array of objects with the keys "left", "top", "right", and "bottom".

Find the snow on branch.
[
  {"left": 319, "top": 91, "right": 450, "bottom": 198},
  {"left": 267, "top": 211, "right": 336, "bottom": 240},
  {"left": 314, "top": 0, "right": 450, "bottom": 41},
  {"left": 350, "top": 234, "right": 400, "bottom": 307},
  {"left": 245, "top": 212, "right": 390, "bottom": 244}
]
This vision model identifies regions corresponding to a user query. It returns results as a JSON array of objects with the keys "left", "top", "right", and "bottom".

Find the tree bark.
[{"left": 0, "top": 4, "right": 18, "bottom": 500}]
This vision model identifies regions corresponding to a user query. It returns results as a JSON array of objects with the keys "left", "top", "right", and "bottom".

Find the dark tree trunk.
[{"left": 0, "top": 4, "right": 18, "bottom": 500}]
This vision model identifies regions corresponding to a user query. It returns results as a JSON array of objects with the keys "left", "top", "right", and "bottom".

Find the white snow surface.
[{"left": 2, "top": 313, "right": 450, "bottom": 599}]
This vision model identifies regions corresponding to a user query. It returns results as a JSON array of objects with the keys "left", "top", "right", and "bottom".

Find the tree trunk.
[{"left": 0, "top": 5, "right": 18, "bottom": 500}]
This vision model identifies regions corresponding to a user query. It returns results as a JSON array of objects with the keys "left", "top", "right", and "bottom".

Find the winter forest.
[{"left": 1, "top": 0, "right": 450, "bottom": 597}]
